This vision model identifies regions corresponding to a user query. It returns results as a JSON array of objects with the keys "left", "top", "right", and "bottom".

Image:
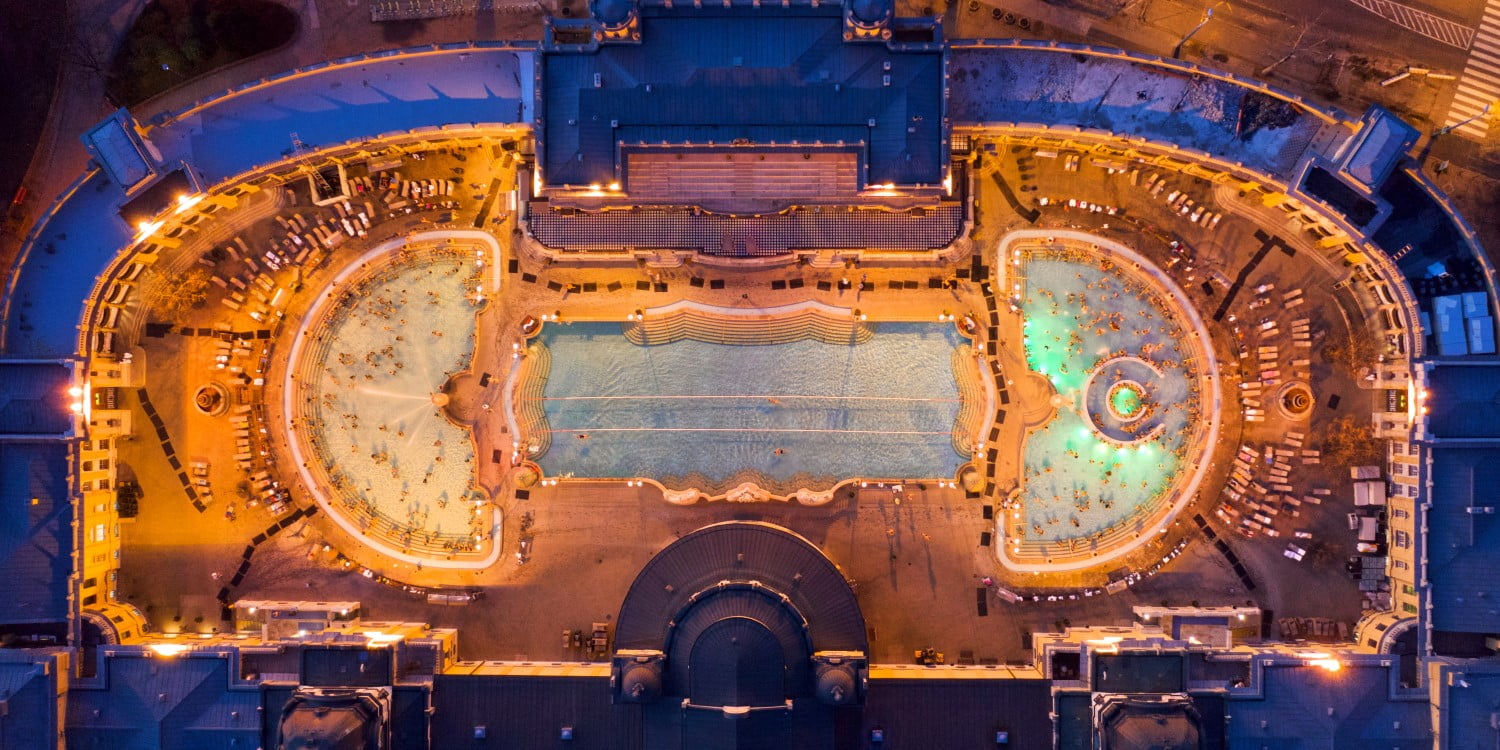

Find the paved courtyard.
[{"left": 111, "top": 139, "right": 1376, "bottom": 665}]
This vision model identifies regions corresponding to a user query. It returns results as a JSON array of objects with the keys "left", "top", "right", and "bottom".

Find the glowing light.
[
  {"left": 1311, "top": 659, "right": 1342, "bottom": 672},
  {"left": 149, "top": 643, "right": 188, "bottom": 657},
  {"left": 363, "top": 630, "right": 405, "bottom": 645},
  {"left": 135, "top": 219, "right": 164, "bottom": 239},
  {"left": 68, "top": 386, "right": 82, "bottom": 397},
  {"left": 174, "top": 193, "right": 204, "bottom": 213},
  {"left": 607, "top": 182, "right": 621, "bottom": 191}
]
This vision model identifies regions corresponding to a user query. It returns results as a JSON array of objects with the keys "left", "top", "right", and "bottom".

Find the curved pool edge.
[
  {"left": 281, "top": 229, "right": 504, "bottom": 570},
  {"left": 992, "top": 228, "right": 1223, "bottom": 574}
]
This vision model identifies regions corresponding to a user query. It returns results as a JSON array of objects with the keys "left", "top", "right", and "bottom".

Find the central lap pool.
[{"left": 520, "top": 320, "right": 973, "bottom": 490}]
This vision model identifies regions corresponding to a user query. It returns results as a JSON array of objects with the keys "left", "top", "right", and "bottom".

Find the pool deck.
[{"left": 101, "top": 141, "right": 1373, "bottom": 660}]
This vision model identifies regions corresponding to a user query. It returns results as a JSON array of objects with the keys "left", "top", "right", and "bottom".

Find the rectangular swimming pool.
[{"left": 527, "top": 321, "right": 969, "bottom": 490}]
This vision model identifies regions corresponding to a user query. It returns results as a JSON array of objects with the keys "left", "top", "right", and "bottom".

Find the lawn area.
[{"left": 108, "top": 0, "right": 298, "bottom": 106}]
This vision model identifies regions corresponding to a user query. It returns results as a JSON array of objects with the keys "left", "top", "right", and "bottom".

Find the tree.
[
  {"left": 153, "top": 266, "right": 211, "bottom": 322},
  {"left": 1324, "top": 330, "right": 1383, "bottom": 376},
  {"left": 1322, "top": 416, "right": 1383, "bottom": 468}
]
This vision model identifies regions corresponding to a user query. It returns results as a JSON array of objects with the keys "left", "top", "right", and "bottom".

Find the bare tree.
[
  {"left": 1324, "top": 329, "right": 1382, "bottom": 376},
  {"left": 1322, "top": 416, "right": 1382, "bottom": 468},
  {"left": 152, "top": 266, "right": 212, "bottom": 322}
]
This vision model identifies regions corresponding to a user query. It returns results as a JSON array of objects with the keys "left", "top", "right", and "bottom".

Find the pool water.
[
  {"left": 1110, "top": 384, "right": 1144, "bottom": 417},
  {"left": 1019, "top": 255, "right": 1198, "bottom": 542},
  {"left": 303, "top": 251, "right": 480, "bottom": 543},
  {"left": 530, "top": 322, "right": 968, "bottom": 489}
]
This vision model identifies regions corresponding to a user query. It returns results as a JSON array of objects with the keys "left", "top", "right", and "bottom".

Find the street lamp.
[
  {"left": 1432, "top": 102, "right": 1495, "bottom": 137},
  {"left": 1172, "top": 7, "right": 1215, "bottom": 59}
]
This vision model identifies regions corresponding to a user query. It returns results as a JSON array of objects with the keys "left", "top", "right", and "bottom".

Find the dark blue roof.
[
  {"left": 1225, "top": 663, "right": 1429, "bottom": 748},
  {"left": 614, "top": 521, "right": 866, "bottom": 655},
  {"left": 65, "top": 653, "right": 262, "bottom": 750},
  {"left": 1425, "top": 445, "right": 1500, "bottom": 634},
  {"left": 0, "top": 442, "right": 73, "bottom": 624},
  {"left": 540, "top": 7, "right": 945, "bottom": 188},
  {"left": 0, "top": 361, "right": 73, "bottom": 436},
  {"left": 1425, "top": 361, "right": 1500, "bottom": 439},
  {"left": 430, "top": 674, "right": 642, "bottom": 750},
  {"left": 0, "top": 652, "right": 63, "bottom": 749},
  {"left": 860, "top": 677, "right": 1054, "bottom": 748}
]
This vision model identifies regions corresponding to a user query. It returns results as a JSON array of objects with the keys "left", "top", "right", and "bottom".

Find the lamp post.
[
  {"left": 1171, "top": 7, "right": 1215, "bottom": 59},
  {"left": 1432, "top": 102, "right": 1494, "bottom": 137}
]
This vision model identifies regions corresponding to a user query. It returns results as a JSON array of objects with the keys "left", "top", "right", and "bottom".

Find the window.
[
  {"left": 98, "top": 479, "right": 109, "bottom": 490},
  {"left": 1366, "top": 638, "right": 1378, "bottom": 647},
  {"left": 81, "top": 461, "right": 93, "bottom": 472},
  {"left": 81, "top": 481, "right": 92, "bottom": 492},
  {"left": 1391, "top": 442, "right": 1404, "bottom": 455},
  {"left": 1394, "top": 531, "right": 1410, "bottom": 548},
  {"left": 1406, "top": 464, "right": 1420, "bottom": 477},
  {"left": 93, "top": 524, "right": 105, "bottom": 543},
  {"left": 1402, "top": 584, "right": 1417, "bottom": 595},
  {"left": 1407, "top": 485, "right": 1420, "bottom": 497},
  {"left": 98, "top": 438, "right": 110, "bottom": 449},
  {"left": 1393, "top": 508, "right": 1409, "bottom": 519},
  {"left": 82, "top": 594, "right": 97, "bottom": 606},
  {"left": 1402, "top": 602, "right": 1418, "bottom": 614},
  {"left": 83, "top": 577, "right": 97, "bottom": 589},
  {"left": 1394, "top": 559, "right": 1408, "bottom": 570},
  {"left": 98, "top": 459, "right": 110, "bottom": 470}
]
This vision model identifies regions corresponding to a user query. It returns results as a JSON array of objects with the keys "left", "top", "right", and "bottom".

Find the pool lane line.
[
  {"left": 546, "top": 427, "right": 953, "bottom": 435},
  {"left": 529, "top": 394, "right": 963, "bottom": 403}
]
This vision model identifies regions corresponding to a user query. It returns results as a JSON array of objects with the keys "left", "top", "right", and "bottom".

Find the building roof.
[
  {"left": 1226, "top": 663, "right": 1430, "bottom": 748},
  {"left": 0, "top": 441, "right": 73, "bottom": 624},
  {"left": 0, "top": 650, "right": 64, "bottom": 750},
  {"left": 1432, "top": 660, "right": 1500, "bottom": 750},
  {"left": 5, "top": 46, "right": 529, "bottom": 357},
  {"left": 0, "top": 360, "right": 73, "bottom": 436},
  {"left": 65, "top": 652, "right": 262, "bottom": 750},
  {"left": 81, "top": 110, "right": 154, "bottom": 191},
  {"left": 429, "top": 674, "right": 642, "bottom": 750},
  {"left": 1423, "top": 444, "right": 1500, "bottom": 634},
  {"left": 1425, "top": 361, "right": 1500, "bottom": 439},
  {"left": 859, "top": 677, "right": 1054, "bottom": 748},
  {"left": 1339, "top": 106, "right": 1417, "bottom": 188},
  {"left": 539, "top": 6, "right": 945, "bottom": 188},
  {"left": 614, "top": 521, "right": 866, "bottom": 656}
]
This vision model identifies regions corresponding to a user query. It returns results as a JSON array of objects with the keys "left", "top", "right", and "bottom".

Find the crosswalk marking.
[
  {"left": 1443, "top": 0, "right": 1500, "bottom": 139},
  {"left": 1345, "top": 0, "right": 1476, "bottom": 48}
]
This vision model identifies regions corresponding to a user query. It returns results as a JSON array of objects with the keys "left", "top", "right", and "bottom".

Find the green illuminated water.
[{"left": 1018, "top": 256, "right": 1198, "bottom": 543}]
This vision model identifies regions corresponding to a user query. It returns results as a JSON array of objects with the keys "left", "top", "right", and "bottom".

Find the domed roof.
[
  {"left": 592, "top": 0, "right": 634, "bottom": 27},
  {"left": 815, "top": 663, "right": 857, "bottom": 705},
  {"left": 620, "top": 662, "right": 662, "bottom": 702},
  {"left": 850, "top": 0, "right": 892, "bottom": 25}
]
